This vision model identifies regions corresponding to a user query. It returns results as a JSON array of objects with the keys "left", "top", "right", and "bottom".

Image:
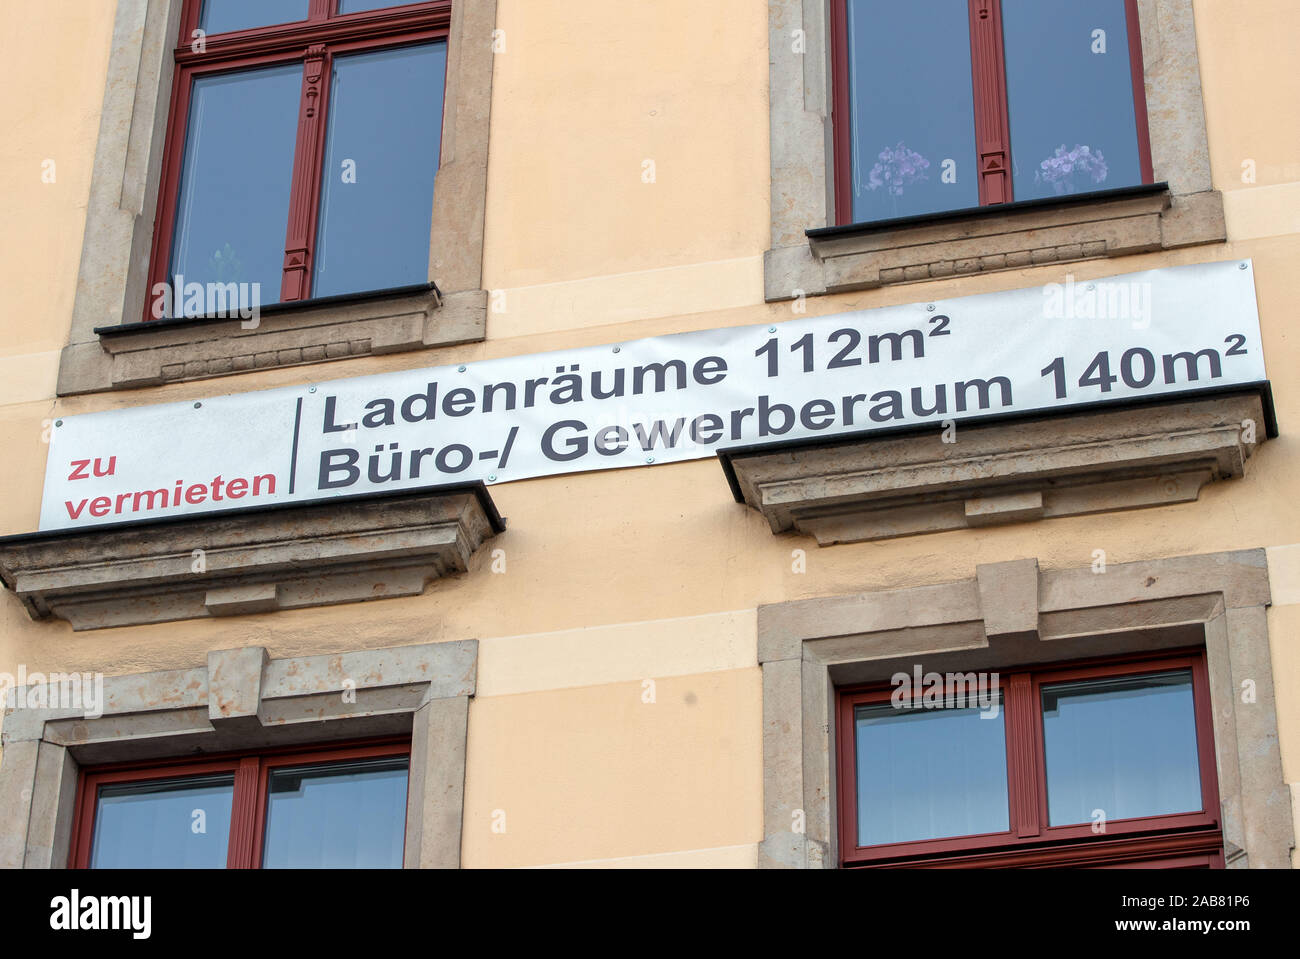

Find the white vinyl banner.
[{"left": 41, "top": 259, "right": 1267, "bottom": 531}]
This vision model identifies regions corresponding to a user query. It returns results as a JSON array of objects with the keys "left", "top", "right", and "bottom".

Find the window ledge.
[
  {"left": 58, "top": 285, "right": 487, "bottom": 395},
  {"left": 722, "top": 390, "right": 1271, "bottom": 545},
  {"left": 807, "top": 182, "right": 1170, "bottom": 242},
  {"left": 765, "top": 186, "right": 1226, "bottom": 300},
  {"left": 0, "top": 485, "right": 504, "bottom": 630}
]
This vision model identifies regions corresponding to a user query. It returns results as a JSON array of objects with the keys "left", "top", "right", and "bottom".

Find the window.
[
  {"left": 830, "top": 0, "right": 1153, "bottom": 225},
  {"left": 836, "top": 653, "right": 1222, "bottom": 867},
  {"left": 150, "top": 0, "right": 450, "bottom": 319},
  {"left": 70, "top": 741, "right": 410, "bottom": 868},
  {"left": 757, "top": 552, "right": 1290, "bottom": 869}
]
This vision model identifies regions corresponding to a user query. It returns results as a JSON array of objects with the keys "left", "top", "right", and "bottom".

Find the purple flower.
[
  {"left": 1035, "top": 143, "right": 1109, "bottom": 194},
  {"left": 867, "top": 142, "right": 930, "bottom": 197}
]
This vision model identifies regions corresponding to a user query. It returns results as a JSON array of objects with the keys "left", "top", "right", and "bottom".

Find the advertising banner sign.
[{"left": 40, "top": 259, "right": 1266, "bottom": 531}]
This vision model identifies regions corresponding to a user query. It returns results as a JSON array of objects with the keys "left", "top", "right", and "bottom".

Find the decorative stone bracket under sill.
[
  {"left": 720, "top": 390, "right": 1273, "bottom": 545},
  {"left": 0, "top": 485, "right": 504, "bottom": 630}
]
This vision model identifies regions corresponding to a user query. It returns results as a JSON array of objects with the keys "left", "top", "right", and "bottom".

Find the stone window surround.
[
  {"left": 57, "top": 0, "right": 498, "bottom": 396},
  {"left": 0, "top": 640, "right": 477, "bottom": 869},
  {"left": 765, "top": 0, "right": 1226, "bottom": 301},
  {"left": 757, "top": 549, "right": 1295, "bottom": 868}
]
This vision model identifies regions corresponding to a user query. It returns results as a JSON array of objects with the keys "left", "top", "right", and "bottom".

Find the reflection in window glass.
[
  {"left": 313, "top": 44, "right": 446, "bottom": 298},
  {"left": 199, "top": 0, "right": 309, "bottom": 35},
  {"left": 1002, "top": 0, "right": 1144, "bottom": 201},
  {"left": 855, "top": 699, "right": 1008, "bottom": 846},
  {"left": 91, "top": 775, "right": 234, "bottom": 868},
  {"left": 1042, "top": 670, "right": 1202, "bottom": 826},
  {"left": 170, "top": 65, "right": 301, "bottom": 313},
  {"left": 845, "top": 0, "right": 978, "bottom": 223},
  {"left": 339, "top": 0, "right": 428, "bottom": 13},
  {"left": 262, "top": 757, "right": 409, "bottom": 868}
]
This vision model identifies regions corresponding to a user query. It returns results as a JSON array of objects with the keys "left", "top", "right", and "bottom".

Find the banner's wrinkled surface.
[{"left": 42, "top": 260, "right": 1266, "bottom": 530}]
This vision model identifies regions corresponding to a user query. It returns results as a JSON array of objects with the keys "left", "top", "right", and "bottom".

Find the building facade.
[{"left": 0, "top": 0, "right": 1297, "bottom": 868}]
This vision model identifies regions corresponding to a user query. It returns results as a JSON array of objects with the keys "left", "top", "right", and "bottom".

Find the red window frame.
[
  {"left": 836, "top": 651, "right": 1223, "bottom": 868},
  {"left": 829, "top": 0, "right": 1155, "bottom": 225},
  {"left": 69, "top": 737, "right": 410, "bottom": 868},
  {"left": 146, "top": 0, "right": 452, "bottom": 320}
]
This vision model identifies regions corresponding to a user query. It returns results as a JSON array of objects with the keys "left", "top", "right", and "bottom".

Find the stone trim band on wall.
[
  {"left": 0, "top": 485, "right": 504, "bottom": 630},
  {"left": 757, "top": 549, "right": 1294, "bottom": 868},
  {"left": 766, "top": 0, "right": 1225, "bottom": 301},
  {"left": 58, "top": 0, "right": 498, "bottom": 395},
  {"left": 724, "top": 390, "right": 1271, "bottom": 545},
  {"left": 0, "top": 640, "right": 477, "bottom": 868}
]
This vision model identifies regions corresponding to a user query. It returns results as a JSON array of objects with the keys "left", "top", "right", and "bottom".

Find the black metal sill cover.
[
  {"left": 807, "top": 182, "right": 1170, "bottom": 241},
  {"left": 94, "top": 281, "right": 441, "bottom": 337}
]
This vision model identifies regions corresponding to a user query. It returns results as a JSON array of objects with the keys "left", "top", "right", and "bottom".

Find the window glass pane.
[
  {"left": 854, "top": 697, "right": 1008, "bottom": 846},
  {"left": 1002, "top": 0, "right": 1144, "bottom": 201},
  {"left": 312, "top": 44, "right": 445, "bottom": 298},
  {"left": 1042, "top": 670, "right": 1202, "bottom": 826},
  {"left": 262, "top": 757, "right": 409, "bottom": 868},
  {"left": 845, "top": 0, "right": 979, "bottom": 223},
  {"left": 199, "top": 0, "right": 309, "bottom": 35},
  {"left": 90, "top": 774, "right": 234, "bottom": 868},
  {"left": 313, "top": 44, "right": 446, "bottom": 298},
  {"left": 170, "top": 64, "right": 301, "bottom": 313},
  {"left": 339, "top": 0, "right": 427, "bottom": 13}
]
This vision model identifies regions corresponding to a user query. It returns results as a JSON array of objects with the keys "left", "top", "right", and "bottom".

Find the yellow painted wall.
[{"left": 0, "top": 0, "right": 1298, "bottom": 866}]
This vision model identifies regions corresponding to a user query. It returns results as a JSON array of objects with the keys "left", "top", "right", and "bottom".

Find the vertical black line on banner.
[{"left": 288, "top": 397, "right": 303, "bottom": 495}]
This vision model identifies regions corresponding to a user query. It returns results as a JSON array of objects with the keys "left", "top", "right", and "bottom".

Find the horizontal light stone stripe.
[
  {"left": 0, "top": 351, "right": 59, "bottom": 407},
  {"left": 532, "top": 842, "right": 757, "bottom": 869},
  {"left": 476, "top": 608, "right": 757, "bottom": 697},
  {"left": 463, "top": 668, "right": 762, "bottom": 868},
  {"left": 1224, "top": 181, "right": 1300, "bottom": 242},
  {"left": 1266, "top": 543, "right": 1300, "bottom": 606},
  {"left": 485, "top": 255, "right": 762, "bottom": 340}
]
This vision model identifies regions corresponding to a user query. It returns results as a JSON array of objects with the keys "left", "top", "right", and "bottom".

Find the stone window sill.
[
  {"left": 765, "top": 184, "right": 1226, "bottom": 300},
  {"left": 57, "top": 284, "right": 488, "bottom": 395},
  {"left": 721, "top": 389, "right": 1273, "bottom": 545},
  {"left": 0, "top": 485, "right": 504, "bottom": 630}
]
